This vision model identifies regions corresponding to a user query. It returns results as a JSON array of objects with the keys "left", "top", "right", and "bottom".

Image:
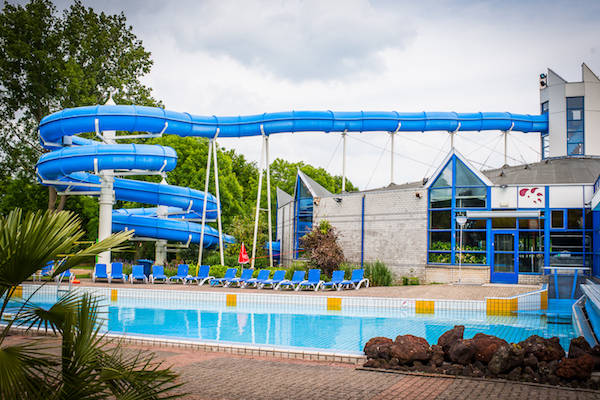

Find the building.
[{"left": 276, "top": 63, "right": 600, "bottom": 284}]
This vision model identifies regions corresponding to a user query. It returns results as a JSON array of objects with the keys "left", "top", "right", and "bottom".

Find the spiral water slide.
[{"left": 36, "top": 105, "right": 548, "bottom": 254}]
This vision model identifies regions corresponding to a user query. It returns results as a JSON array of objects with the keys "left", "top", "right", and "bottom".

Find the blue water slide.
[
  {"left": 39, "top": 106, "right": 548, "bottom": 144},
  {"left": 37, "top": 105, "right": 548, "bottom": 247}
]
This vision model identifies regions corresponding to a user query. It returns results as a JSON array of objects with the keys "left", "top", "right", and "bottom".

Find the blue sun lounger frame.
[
  {"left": 167, "top": 264, "right": 191, "bottom": 284},
  {"left": 185, "top": 265, "right": 214, "bottom": 286},
  {"left": 150, "top": 265, "right": 168, "bottom": 284},
  {"left": 226, "top": 268, "right": 254, "bottom": 287},
  {"left": 277, "top": 270, "right": 306, "bottom": 291},
  {"left": 129, "top": 265, "right": 148, "bottom": 284},
  {"left": 339, "top": 269, "right": 370, "bottom": 290},
  {"left": 297, "top": 269, "right": 324, "bottom": 291},
  {"left": 321, "top": 270, "right": 345, "bottom": 291},
  {"left": 245, "top": 269, "right": 271, "bottom": 288},
  {"left": 210, "top": 268, "right": 237, "bottom": 286},
  {"left": 258, "top": 270, "right": 286, "bottom": 289}
]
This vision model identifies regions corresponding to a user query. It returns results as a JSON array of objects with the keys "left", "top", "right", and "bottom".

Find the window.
[
  {"left": 567, "top": 209, "right": 583, "bottom": 229},
  {"left": 430, "top": 188, "right": 451, "bottom": 208},
  {"left": 551, "top": 210, "right": 564, "bottom": 228},
  {"left": 566, "top": 96, "right": 584, "bottom": 156},
  {"left": 455, "top": 159, "right": 486, "bottom": 208}
]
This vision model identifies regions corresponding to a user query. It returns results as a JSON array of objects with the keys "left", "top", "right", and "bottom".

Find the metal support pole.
[
  {"left": 390, "top": 122, "right": 400, "bottom": 185},
  {"left": 251, "top": 127, "right": 266, "bottom": 269},
  {"left": 342, "top": 130, "right": 347, "bottom": 192},
  {"left": 212, "top": 136, "right": 225, "bottom": 266},
  {"left": 265, "top": 133, "right": 274, "bottom": 268},
  {"left": 197, "top": 135, "right": 214, "bottom": 272},
  {"left": 503, "top": 131, "right": 508, "bottom": 166},
  {"left": 449, "top": 122, "right": 461, "bottom": 151}
]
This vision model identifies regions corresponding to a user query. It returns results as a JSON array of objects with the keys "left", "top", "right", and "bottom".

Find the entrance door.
[{"left": 491, "top": 231, "right": 518, "bottom": 284}]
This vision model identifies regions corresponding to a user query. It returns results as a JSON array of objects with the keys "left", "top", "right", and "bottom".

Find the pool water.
[{"left": 8, "top": 293, "right": 575, "bottom": 354}]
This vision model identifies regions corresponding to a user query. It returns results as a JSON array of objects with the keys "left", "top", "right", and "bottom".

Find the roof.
[
  {"left": 296, "top": 169, "right": 333, "bottom": 198},
  {"left": 483, "top": 157, "right": 600, "bottom": 186},
  {"left": 276, "top": 187, "right": 293, "bottom": 206}
]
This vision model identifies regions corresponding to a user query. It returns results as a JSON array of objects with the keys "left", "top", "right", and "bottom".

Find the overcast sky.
[{"left": 53, "top": 0, "right": 600, "bottom": 191}]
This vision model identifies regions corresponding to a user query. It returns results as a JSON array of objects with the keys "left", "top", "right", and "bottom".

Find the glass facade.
[
  {"left": 566, "top": 96, "right": 584, "bottom": 156},
  {"left": 427, "top": 155, "right": 593, "bottom": 278},
  {"left": 427, "top": 156, "right": 488, "bottom": 265},
  {"left": 293, "top": 178, "right": 313, "bottom": 258}
]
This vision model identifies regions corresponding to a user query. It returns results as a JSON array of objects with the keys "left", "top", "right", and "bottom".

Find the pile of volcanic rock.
[{"left": 363, "top": 325, "right": 600, "bottom": 389}]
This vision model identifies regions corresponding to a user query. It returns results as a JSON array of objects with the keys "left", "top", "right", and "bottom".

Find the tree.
[
  {"left": 0, "top": 0, "right": 159, "bottom": 211},
  {"left": 299, "top": 219, "right": 345, "bottom": 276},
  {"left": 0, "top": 208, "right": 183, "bottom": 399}
]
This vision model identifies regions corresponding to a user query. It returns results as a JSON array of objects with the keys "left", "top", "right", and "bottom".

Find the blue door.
[{"left": 491, "top": 231, "right": 518, "bottom": 284}]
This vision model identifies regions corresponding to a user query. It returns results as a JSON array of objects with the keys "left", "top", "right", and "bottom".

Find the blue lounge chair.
[
  {"left": 109, "top": 262, "right": 127, "bottom": 283},
  {"left": 34, "top": 261, "right": 54, "bottom": 281},
  {"left": 210, "top": 268, "right": 237, "bottom": 286},
  {"left": 226, "top": 268, "right": 254, "bottom": 287},
  {"left": 92, "top": 263, "right": 108, "bottom": 283},
  {"left": 55, "top": 269, "right": 74, "bottom": 283},
  {"left": 321, "top": 270, "right": 345, "bottom": 291},
  {"left": 258, "top": 270, "right": 286, "bottom": 289},
  {"left": 296, "top": 269, "right": 324, "bottom": 291},
  {"left": 129, "top": 265, "right": 148, "bottom": 284},
  {"left": 276, "top": 270, "right": 305, "bottom": 291},
  {"left": 184, "top": 265, "right": 214, "bottom": 286},
  {"left": 167, "top": 264, "right": 190, "bottom": 284},
  {"left": 149, "top": 265, "right": 168, "bottom": 284},
  {"left": 244, "top": 269, "right": 271, "bottom": 288},
  {"left": 339, "top": 269, "right": 370, "bottom": 290}
]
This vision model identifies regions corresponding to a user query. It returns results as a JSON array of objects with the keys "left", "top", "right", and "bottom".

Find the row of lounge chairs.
[{"left": 91, "top": 263, "right": 370, "bottom": 291}]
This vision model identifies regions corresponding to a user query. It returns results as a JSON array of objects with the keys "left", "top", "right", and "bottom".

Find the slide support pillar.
[
  {"left": 342, "top": 130, "right": 347, "bottom": 192},
  {"left": 251, "top": 128, "right": 266, "bottom": 269},
  {"left": 265, "top": 133, "right": 273, "bottom": 268},
  {"left": 212, "top": 135, "right": 225, "bottom": 266},
  {"left": 97, "top": 170, "right": 114, "bottom": 271},
  {"left": 197, "top": 134, "right": 214, "bottom": 273},
  {"left": 155, "top": 179, "right": 168, "bottom": 266},
  {"left": 389, "top": 122, "right": 400, "bottom": 185}
]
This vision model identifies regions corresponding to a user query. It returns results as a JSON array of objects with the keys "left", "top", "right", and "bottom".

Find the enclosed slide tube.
[{"left": 37, "top": 105, "right": 548, "bottom": 250}]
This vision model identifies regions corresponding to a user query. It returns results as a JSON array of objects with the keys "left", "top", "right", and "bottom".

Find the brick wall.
[{"left": 312, "top": 187, "right": 428, "bottom": 281}]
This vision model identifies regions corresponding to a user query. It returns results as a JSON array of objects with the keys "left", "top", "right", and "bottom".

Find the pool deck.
[
  {"left": 43, "top": 277, "right": 541, "bottom": 301},
  {"left": 4, "top": 333, "right": 597, "bottom": 400}
]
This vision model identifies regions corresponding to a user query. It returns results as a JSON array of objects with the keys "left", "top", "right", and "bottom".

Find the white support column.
[
  {"left": 212, "top": 136, "right": 225, "bottom": 266},
  {"left": 251, "top": 127, "right": 266, "bottom": 269},
  {"left": 197, "top": 135, "right": 214, "bottom": 271},
  {"left": 389, "top": 122, "right": 400, "bottom": 185},
  {"left": 97, "top": 170, "right": 114, "bottom": 270},
  {"left": 265, "top": 133, "right": 273, "bottom": 268},
  {"left": 449, "top": 122, "right": 461, "bottom": 151},
  {"left": 503, "top": 130, "right": 508, "bottom": 166},
  {"left": 155, "top": 177, "right": 168, "bottom": 266},
  {"left": 341, "top": 130, "right": 347, "bottom": 192}
]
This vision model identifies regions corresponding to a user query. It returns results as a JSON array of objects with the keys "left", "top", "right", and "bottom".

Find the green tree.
[
  {"left": 0, "top": 0, "right": 159, "bottom": 211},
  {"left": 0, "top": 208, "right": 183, "bottom": 399}
]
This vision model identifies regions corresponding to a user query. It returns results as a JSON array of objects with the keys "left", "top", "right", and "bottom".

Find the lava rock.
[
  {"left": 438, "top": 325, "right": 464, "bottom": 353},
  {"left": 429, "top": 345, "right": 445, "bottom": 367},
  {"left": 488, "top": 344, "right": 525, "bottom": 375},
  {"left": 568, "top": 336, "right": 592, "bottom": 359},
  {"left": 391, "top": 334, "right": 431, "bottom": 364},
  {"left": 555, "top": 354, "right": 594, "bottom": 381},
  {"left": 445, "top": 363, "right": 463, "bottom": 375},
  {"left": 507, "top": 366, "right": 522, "bottom": 381},
  {"left": 523, "top": 353, "right": 538, "bottom": 369},
  {"left": 364, "top": 337, "right": 393, "bottom": 360},
  {"left": 448, "top": 339, "right": 476, "bottom": 365},
  {"left": 471, "top": 333, "right": 508, "bottom": 364},
  {"left": 518, "top": 335, "right": 565, "bottom": 362}
]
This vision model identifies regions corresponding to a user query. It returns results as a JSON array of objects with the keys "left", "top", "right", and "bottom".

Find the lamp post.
[{"left": 456, "top": 215, "right": 467, "bottom": 284}]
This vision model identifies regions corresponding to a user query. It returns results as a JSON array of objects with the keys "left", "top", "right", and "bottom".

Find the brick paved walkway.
[{"left": 5, "top": 335, "right": 598, "bottom": 399}]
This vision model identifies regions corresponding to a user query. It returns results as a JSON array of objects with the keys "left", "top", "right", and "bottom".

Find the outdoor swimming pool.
[{"left": 8, "top": 285, "right": 574, "bottom": 355}]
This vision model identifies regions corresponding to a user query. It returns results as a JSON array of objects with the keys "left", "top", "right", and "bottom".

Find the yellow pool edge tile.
[
  {"left": 415, "top": 300, "right": 434, "bottom": 314},
  {"left": 12, "top": 285, "right": 23, "bottom": 298},
  {"left": 486, "top": 298, "right": 517, "bottom": 316},
  {"left": 327, "top": 297, "right": 342, "bottom": 311},
  {"left": 110, "top": 289, "right": 118, "bottom": 302},
  {"left": 226, "top": 294, "right": 237, "bottom": 307}
]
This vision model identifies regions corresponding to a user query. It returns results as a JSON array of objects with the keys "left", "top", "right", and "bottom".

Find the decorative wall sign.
[{"left": 518, "top": 187, "right": 545, "bottom": 208}]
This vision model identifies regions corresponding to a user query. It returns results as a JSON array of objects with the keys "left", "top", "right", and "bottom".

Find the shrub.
[
  {"left": 285, "top": 260, "right": 309, "bottom": 280},
  {"left": 409, "top": 277, "right": 419, "bottom": 285},
  {"left": 364, "top": 260, "right": 393, "bottom": 287},
  {"left": 299, "top": 220, "right": 345, "bottom": 276}
]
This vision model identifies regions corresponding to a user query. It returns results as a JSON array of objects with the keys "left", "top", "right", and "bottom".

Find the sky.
[{"left": 51, "top": 0, "right": 600, "bottom": 191}]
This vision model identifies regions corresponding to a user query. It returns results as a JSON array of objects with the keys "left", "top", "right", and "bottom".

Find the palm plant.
[{"left": 0, "top": 208, "right": 184, "bottom": 399}]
